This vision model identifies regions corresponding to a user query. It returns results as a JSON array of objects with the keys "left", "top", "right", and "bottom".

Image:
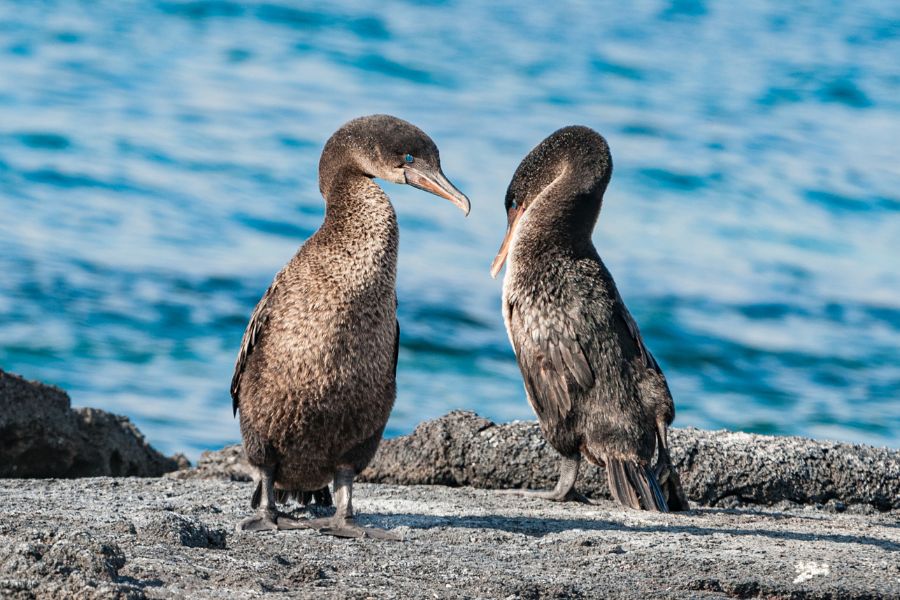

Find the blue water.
[{"left": 1, "top": 1, "right": 898, "bottom": 459}]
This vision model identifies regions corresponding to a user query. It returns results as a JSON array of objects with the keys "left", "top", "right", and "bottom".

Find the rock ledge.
[
  {"left": 178, "top": 410, "right": 900, "bottom": 512},
  {"left": 0, "top": 368, "right": 184, "bottom": 478}
]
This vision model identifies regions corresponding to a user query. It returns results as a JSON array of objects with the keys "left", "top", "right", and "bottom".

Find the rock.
[
  {"left": 134, "top": 512, "right": 227, "bottom": 549},
  {"left": 358, "top": 411, "right": 900, "bottom": 511},
  {"left": 667, "top": 426, "right": 900, "bottom": 511},
  {"left": 186, "top": 411, "right": 900, "bottom": 511},
  {"left": 0, "top": 368, "right": 183, "bottom": 478},
  {"left": 0, "top": 529, "right": 144, "bottom": 599},
  {"left": 186, "top": 411, "right": 899, "bottom": 512},
  {"left": 166, "top": 444, "right": 253, "bottom": 482},
  {"left": 0, "top": 477, "right": 897, "bottom": 599}
]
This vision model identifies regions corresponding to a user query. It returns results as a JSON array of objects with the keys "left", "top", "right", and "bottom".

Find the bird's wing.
[
  {"left": 612, "top": 296, "right": 662, "bottom": 375},
  {"left": 231, "top": 281, "right": 278, "bottom": 416},
  {"left": 393, "top": 320, "right": 400, "bottom": 377},
  {"left": 610, "top": 291, "right": 676, "bottom": 426},
  {"left": 507, "top": 300, "right": 594, "bottom": 428}
]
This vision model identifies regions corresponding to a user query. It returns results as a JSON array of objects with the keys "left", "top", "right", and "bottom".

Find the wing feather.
[
  {"left": 614, "top": 299, "right": 661, "bottom": 374},
  {"left": 231, "top": 281, "right": 278, "bottom": 415},
  {"left": 508, "top": 301, "right": 594, "bottom": 428},
  {"left": 393, "top": 320, "right": 400, "bottom": 377}
]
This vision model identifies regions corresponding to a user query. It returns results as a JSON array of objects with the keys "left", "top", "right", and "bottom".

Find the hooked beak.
[
  {"left": 490, "top": 204, "right": 525, "bottom": 279},
  {"left": 404, "top": 165, "right": 471, "bottom": 216}
]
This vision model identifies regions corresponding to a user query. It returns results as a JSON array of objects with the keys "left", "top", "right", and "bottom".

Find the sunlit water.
[{"left": 1, "top": 0, "right": 898, "bottom": 458}]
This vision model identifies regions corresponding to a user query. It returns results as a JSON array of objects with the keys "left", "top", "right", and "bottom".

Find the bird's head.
[
  {"left": 490, "top": 126, "right": 611, "bottom": 278},
  {"left": 320, "top": 114, "right": 470, "bottom": 215}
]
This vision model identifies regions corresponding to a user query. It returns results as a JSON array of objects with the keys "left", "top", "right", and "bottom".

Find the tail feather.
[
  {"left": 251, "top": 484, "right": 334, "bottom": 509},
  {"left": 606, "top": 458, "right": 669, "bottom": 512}
]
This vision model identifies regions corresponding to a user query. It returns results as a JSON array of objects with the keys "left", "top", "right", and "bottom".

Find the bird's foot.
[
  {"left": 238, "top": 511, "right": 311, "bottom": 532},
  {"left": 499, "top": 487, "right": 594, "bottom": 504},
  {"left": 303, "top": 516, "right": 402, "bottom": 541},
  {"left": 238, "top": 511, "right": 278, "bottom": 532},
  {"left": 274, "top": 513, "right": 312, "bottom": 530}
]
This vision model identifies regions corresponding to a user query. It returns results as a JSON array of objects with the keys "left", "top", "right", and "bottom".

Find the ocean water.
[{"left": 1, "top": 1, "right": 898, "bottom": 459}]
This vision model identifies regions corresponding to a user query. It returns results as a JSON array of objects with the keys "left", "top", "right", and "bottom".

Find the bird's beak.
[
  {"left": 490, "top": 204, "right": 525, "bottom": 279},
  {"left": 404, "top": 165, "right": 471, "bottom": 216}
]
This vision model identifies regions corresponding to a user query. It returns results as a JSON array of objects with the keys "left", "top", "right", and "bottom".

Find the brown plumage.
[
  {"left": 491, "top": 126, "right": 688, "bottom": 512},
  {"left": 231, "top": 115, "right": 469, "bottom": 536}
]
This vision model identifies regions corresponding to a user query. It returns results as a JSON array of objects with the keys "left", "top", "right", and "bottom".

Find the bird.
[
  {"left": 231, "top": 114, "right": 470, "bottom": 538},
  {"left": 490, "top": 125, "right": 688, "bottom": 512}
]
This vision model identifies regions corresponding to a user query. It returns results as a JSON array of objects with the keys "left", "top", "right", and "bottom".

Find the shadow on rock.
[{"left": 376, "top": 510, "right": 900, "bottom": 551}]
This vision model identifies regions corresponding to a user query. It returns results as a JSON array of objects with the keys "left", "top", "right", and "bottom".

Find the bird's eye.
[
  {"left": 510, "top": 199, "right": 518, "bottom": 210},
  {"left": 404, "top": 154, "right": 414, "bottom": 164}
]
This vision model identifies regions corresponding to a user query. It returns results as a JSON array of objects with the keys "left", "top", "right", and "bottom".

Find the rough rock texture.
[
  {"left": 0, "top": 529, "right": 142, "bottom": 600},
  {"left": 360, "top": 411, "right": 900, "bottom": 512},
  {"left": 167, "top": 444, "right": 253, "bottom": 482},
  {"left": 0, "top": 368, "right": 184, "bottom": 478},
  {"left": 0, "top": 477, "right": 897, "bottom": 599},
  {"left": 185, "top": 411, "right": 900, "bottom": 512}
]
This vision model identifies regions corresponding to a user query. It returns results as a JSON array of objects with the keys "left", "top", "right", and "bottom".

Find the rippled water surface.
[{"left": 1, "top": 1, "right": 898, "bottom": 457}]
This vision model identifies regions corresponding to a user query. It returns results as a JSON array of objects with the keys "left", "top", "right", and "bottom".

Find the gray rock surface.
[
  {"left": 1, "top": 477, "right": 897, "bottom": 599},
  {"left": 360, "top": 411, "right": 900, "bottom": 511},
  {"left": 0, "top": 368, "right": 185, "bottom": 478},
  {"left": 181, "top": 411, "right": 900, "bottom": 512},
  {"left": 168, "top": 444, "right": 253, "bottom": 482}
]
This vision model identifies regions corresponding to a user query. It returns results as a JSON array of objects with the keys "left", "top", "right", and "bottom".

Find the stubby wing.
[
  {"left": 231, "top": 281, "right": 278, "bottom": 416},
  {"left": 610, "top": 291, "right": 676, "bottom": 425},
  {"left": 507, "top": 301, "right": 594, "bottom": 429},
  {"left": 613, "top": 299, "right": 662, "bottom": 375}
]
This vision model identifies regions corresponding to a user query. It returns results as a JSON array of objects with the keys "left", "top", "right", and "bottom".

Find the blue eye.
[{"left": 404, "top": 154, "right": 414, "bottom": 164}]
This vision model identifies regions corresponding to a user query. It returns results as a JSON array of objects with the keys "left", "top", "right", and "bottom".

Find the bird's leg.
[
  {"left": 500, "top": 454, "right": 592, "bottom": 503},
  {"left": 653, "top": 424, "right": 670, "bottom": 481},
  {"left": 237, "top": 466, "right": 317, "bottom": 531},
  {"left": 304, "top": 466, "right": 402, "bottom": 541},
  {"left": 238, "top": 466, "right": 280, "bottom": 531},
  {"left": 653, "top": 422, "right": 689, "bottom": 511}
]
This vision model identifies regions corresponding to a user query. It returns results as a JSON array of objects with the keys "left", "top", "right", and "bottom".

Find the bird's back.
[
  {"left": 497, "top": 124, "right": 683, "bottom": 510},
  {"left": 503, "top": 247, "right": 660, "bottom": 464}
]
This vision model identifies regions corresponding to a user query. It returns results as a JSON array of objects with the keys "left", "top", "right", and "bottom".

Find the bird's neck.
[
  {"left": 314, "top": 176, "right": 399, "bottom": 298},
  {"left": 514, "top": 165, "right": 603, "bottom": 262},
  {"left": 307, "top": 134, "right": 399, "bottom": 297},
  {"left": 321, "top": 174, "right": 397, "bottom": 246}
]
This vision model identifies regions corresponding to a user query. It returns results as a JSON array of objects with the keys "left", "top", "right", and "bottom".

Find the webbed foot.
[
  {"left": 500, "top": 455, "right": 592, "bottom": 504},
  {"left": 499, "top": 487, "right": 594, "bottom": 504},
  {"left": 238, "top": 511, "right": 279, "bottom": 532},
  {"left": 239, "top": 511, "right": 311, "bottom": 532},
  {"left": 304, "top": 516, "right": 402, "bottom": 541},
  {"left": 275, "top": 513, "right": 310, "bottom": 530}
]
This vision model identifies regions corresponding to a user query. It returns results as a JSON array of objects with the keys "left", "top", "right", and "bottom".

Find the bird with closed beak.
[
  {"left": 491, "top": 126, "right": 687, "bottom": 512},
  {"left": 232, "top": 115, "right": 470, "bottom": 538}
]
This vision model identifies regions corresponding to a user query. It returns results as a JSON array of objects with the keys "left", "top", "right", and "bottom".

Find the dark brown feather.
[
  {"left": 232, "top": 115, "right": 460, "bottom": 501},
  {"left": 508, "top": 301, "right": 593, "bottom": 429},
  {"left": 501, "top": 125, "right": 686, "bottom": 512},
  {"left": 606, "top": 458, "right": 668, "bottom": 512},
  {"left": 231, "top": 281, "right": 278, "bottom": 416}
]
